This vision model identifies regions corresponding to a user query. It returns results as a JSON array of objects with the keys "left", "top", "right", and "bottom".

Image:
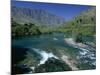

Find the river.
[{"left": 12, "top": 33, "right": 96, "bottom": 73}]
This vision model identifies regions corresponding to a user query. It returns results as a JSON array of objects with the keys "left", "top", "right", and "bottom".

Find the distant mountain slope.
[{"left": 11, "top": 6, "right": 65, "bottom": 26}]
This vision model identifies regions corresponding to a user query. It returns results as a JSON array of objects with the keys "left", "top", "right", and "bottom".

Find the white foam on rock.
[
  {"left": 32, "top": 48, "right": 58, "bottom": 65},
  {"left": 30, "top": 66, "right": 35, "bottom": 70}
]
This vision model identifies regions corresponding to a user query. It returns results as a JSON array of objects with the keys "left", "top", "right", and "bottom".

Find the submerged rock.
[
  {"left": 12, "top": 64, "right": 32, "bottom": 74},
  {"left": 34, "top": 57, "right": 72, "bottom": 73}
]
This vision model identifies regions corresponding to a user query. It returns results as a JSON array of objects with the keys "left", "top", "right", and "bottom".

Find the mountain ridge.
[{"left": 11, "top": 6, "right": 65, "bottom": 26}]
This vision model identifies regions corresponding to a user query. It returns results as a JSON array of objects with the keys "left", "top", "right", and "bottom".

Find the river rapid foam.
[
  {"left": 31, "top": 48, "right": 59, "bottom": 65},
  {"left": 64, "top": 38, "right": 96, "bottom": 66}
]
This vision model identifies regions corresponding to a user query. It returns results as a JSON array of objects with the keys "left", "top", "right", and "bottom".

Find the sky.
[{"left": 11, "top": 0, "right": 94, "bottom": 20}]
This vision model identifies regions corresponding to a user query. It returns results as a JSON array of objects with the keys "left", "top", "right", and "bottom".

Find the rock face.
[
  {"left": 11, "top": 6, "right": 65, "bottom": 26},
  {"left": 34, "top": 57, "right": 72, "bottom": 73}
]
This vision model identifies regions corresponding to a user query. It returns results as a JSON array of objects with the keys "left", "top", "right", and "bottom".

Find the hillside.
[
  {"left": 74, "top": 7, "right": 96, "bottom": 24},
  {"left": 11, "top": 6, "right": 65, "bottom": 26},
  {"left": 58, "top": 7, "right": 96, "bottom": 38}
]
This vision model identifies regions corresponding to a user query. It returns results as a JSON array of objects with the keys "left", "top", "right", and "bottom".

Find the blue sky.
[{"left": 11, "top": 0, "right": 94, "bottom": 20}]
